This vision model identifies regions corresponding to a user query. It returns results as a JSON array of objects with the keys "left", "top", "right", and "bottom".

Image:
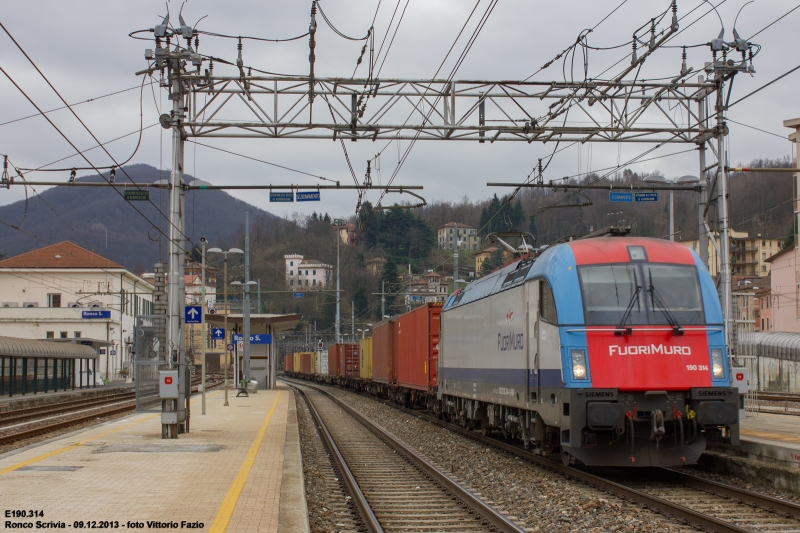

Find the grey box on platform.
[
  {"left": 159, "top": 370, "right": 179, "bottom": 398},
  {"left": 161, "top": 412, "right": 178, "bottom": 424}
]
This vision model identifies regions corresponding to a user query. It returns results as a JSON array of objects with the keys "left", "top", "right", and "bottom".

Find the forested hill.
[{"left": 0, "top": 164, "right": 282, "bottom": 272}]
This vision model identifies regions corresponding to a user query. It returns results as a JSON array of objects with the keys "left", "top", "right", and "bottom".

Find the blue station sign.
[
  {"left": 609, "top": 192, "right": 633, "bottom": 202},
  {"left": 185, "top": 305, "right": 202, "bottom": 324},
  {"left": 232, "top": 334, "right": 272, "bottom": 345},
  {"left": 82, "top": 310, "right": 111, "bottom": 319},
  {"left": 269, "top": 192, "right": 294, "bottom": 202},
  {"left": 634, "top": 192, "right": 658, "bottom": 202},
  {"left": 212, "top": 327, "right": 225, "bottom": 340},
  {"left": 296, "top": 191, "right": 321, "bottom": 202},
  {"left": 293, "top": 293, "right": 305, "bottom": 299}
]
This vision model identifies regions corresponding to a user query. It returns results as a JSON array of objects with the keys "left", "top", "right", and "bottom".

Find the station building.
[{"left": 0, "top": 241, "right": 153, "bottom": 383}]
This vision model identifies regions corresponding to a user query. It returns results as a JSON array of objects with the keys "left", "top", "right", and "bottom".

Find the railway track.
[
  {"left": 287, "top": 378, "right": 800, "bottom": 533},
  {"left": 0, "top": 378, "right": 223, "bottom": 445},
  {"left": 289, "top": 381, "right": 528, "bottom": 533}
]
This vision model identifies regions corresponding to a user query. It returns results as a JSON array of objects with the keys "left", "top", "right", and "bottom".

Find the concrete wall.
[{"left": 758, "top": 356, "right": 800, "bottom": 393}]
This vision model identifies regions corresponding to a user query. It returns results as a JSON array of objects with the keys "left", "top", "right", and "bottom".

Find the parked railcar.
[{"left": 439, "top": 237, "right": 739, "bottom": 467}]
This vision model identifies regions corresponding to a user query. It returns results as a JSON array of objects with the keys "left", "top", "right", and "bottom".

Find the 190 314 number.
[{"left": 686, "top": 364, "right": 709, "bottom": 371}]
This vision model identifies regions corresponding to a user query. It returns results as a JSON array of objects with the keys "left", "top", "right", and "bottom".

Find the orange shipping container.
[
  {"left": 327, "top": 344, "right": 341, "bottom": 377},
  {"left": 300, "top": 352, "right": 312, "bottom": 374},
  {"left": 372, "top": 318, "right": 397, "bottom": 384},
  {"left": 343, "top": 343, "right": 359, "bottom": 378},
  {"left": 284, "top": 353, "right": 294, "bottom": 373},
  {"left": 396, "top": 303, "right": 442, "bottom": 391}
]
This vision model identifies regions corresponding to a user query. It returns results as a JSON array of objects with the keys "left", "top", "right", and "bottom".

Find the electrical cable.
[
  {"left": 373, "top": 0, "right": 410, "bottom": 79},
  {"left": 728, "top": 64, "right": 800, "bottom": 107},
  {"left": 316, "top": 2, "right": 371, "bottom": 41},
  {"left": 193, "top": 30, "right": 310, "bottom": 42},
  {"left": 0, "top": 80, "right": 157, "bottom": 128},
  {"left": 14, "top": 123, "right": 159, "bottom": 173},
  {"left": 187, "top": 140, "right": 339, "bottom": 183},
  {"left": 0, "top": 22, "right": 191, "bottom": 248},
  {"left": 726, "top": 118, "right": 787, "bottom": 140}
]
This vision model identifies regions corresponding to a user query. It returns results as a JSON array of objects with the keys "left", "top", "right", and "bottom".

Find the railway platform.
[
  {"left": 704, "top": 412, "right": 800, "bottom": 494},
  {"left": 0, "top": 385, "right": 309, "bottom": 533},
  {"left": 0, "top": 382, "right": 135, "bottom": 412}
]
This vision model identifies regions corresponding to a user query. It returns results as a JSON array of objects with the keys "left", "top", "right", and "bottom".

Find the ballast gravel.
[{"left": 316, "top": 384, "right": 695, "bottom": 533}]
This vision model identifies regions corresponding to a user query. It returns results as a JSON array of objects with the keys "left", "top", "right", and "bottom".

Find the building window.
[
  {"left": 762, "top": 265, "right": 767, "bottom": 272},
  {"left": 290, "top": 261, "right": 294, "bottom": 266},
  {"left": 305, "top": 279, "right": 309, "bottom": 286},
  {"left": 762, "top": 240, "right": 766, "bottom": 246},
  {"left": 74, "top": 331, "right": 81, "bottom": 338},
  {"left": 289, "top": 270, "right": 293, "bottom": 275},
  {"left": 313, "top": 270, "right": 316, "bottom": 275},
  {"left": 761, "top": 318, "right": 764, "bottom": 330},
  {"left": 289, "top": 280, "right": 293, "bottom": 286},
  {"left": 46, "top": 331, "right": 54, "bottom": 339},
  {"left": 60, "top": 332, "right": 68, "bottom": 339},
  {"left": 48, "top": 294, "right": 62, "bottom": 308},
  {"left": 305, "top": 270, "right": 309, "bottom": 275},
  {"left": 313, "top": 279, "right": 316, "bottom": 286}
]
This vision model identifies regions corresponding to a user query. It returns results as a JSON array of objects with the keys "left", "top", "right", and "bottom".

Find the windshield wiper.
[
  {"left": 648, "top": 270, "right": 684, "bottom": 336},
  {"left": 615, "top": 284, "right": 641, "bottom": 335}
]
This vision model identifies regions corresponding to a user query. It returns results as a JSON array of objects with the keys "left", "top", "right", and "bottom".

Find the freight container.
[
  {"left": 299, "top": 352, "right": 312, "bottom": 375},
  {"left": 310, "top": 351, "right": 319, "bottom": 374},
  {"left": 396, "top": 303, "right": 442, "bottom": 391},
  {"left": 293, "top": 352, "right": 302, "bottom": 373},
  {"left": 359, "top": 338, "right": 373, "bottom": 380},
  {"left": 318, "top": 350, "right": 328, "bottom": 374},
  {"left": 284, "top": 353, "right": 294, "bottom": 373},
  {"left": 372, "top": 318, "right": 398, "bottom": 384},
  {"left": 328, "top": 344, "right": 341, "bottom": 377},
  {"left": 343, "top": 343, "right": 359, "bottom": 378}
]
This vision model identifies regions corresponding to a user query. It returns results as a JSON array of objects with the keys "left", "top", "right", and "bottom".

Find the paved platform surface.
[
  {"left": 732, "top": 412, "right": 800, "bottom": 467},
  {"left": 0, "top": 385, "right": 309, "bottom": 533}
]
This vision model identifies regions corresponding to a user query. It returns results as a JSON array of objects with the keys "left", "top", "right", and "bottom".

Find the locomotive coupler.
[{"left": 651, "top": 409, "right": 666, "bottom": 451}]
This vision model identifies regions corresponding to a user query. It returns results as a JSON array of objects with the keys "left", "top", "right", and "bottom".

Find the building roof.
[
  {"left": 425, "top": 272, "right": 440, "bottom": 278},
  {"left": 476, "top": 246, "right": 498, "bottom": 255},
  {"left": 366, "top": 257, "right": 387, "bottom": 264},
  {"left": 438, "top": 222, "right": 475, "bottom": 230},
  {"left": 299, "top": 259, "right": 331, "bottom": 267},
  {"left": 0, "top": 336, "right": 98, "bottom": 360},
  {"left": 764, "top": 245, "right": 794, "bottom": 264},
  {"left": 0, "top": 241, "right": 123, "bottom": 269}
]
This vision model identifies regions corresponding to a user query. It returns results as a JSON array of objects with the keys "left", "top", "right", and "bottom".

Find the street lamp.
[
  {"left": 357, "top": 328, "right": 370, "bottom": 339},
  {"left": 643, "top": 175, "right": 699, "bottom": 241},
  {"left": 231, "top": 279, "right": 257, "bottom": 390},
  {"left": 207, "top": 247, "right": 243, "bottom": 406}
]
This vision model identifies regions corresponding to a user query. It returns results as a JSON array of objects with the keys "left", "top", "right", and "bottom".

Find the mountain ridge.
[{"left": 0, "top": 164, "right": 282, "bottom": 272}]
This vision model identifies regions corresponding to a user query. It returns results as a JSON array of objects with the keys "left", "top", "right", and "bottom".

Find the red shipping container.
[
  {"left": 343, "top": 343, "right": 359, "bottom": 378},
  {"left": 372, "top": 318, "right": 398, "bottom": 384},
  {"left": 300, "top": 352, "right": 312, "bottom": 375},
  {"left": 284, "top": 353, "right": 293, "bottom": 373},
  {"left": 328, "top": 344, "right": 341, "bottom": 377},
  {"left": 396, "top": 303, "right": 442, "bottom": 391}
]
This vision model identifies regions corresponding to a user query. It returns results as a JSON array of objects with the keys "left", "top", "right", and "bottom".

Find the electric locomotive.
[{"left": 438, "top": 236, "right": 739, "bottom": 467}]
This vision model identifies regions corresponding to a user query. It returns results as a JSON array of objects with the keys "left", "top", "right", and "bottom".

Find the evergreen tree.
[
  {"left": 378, "top": 258, "right": 398, "bottom": 318},
  {"left": 480, "top": 248, "right": 506, "bottom": 276}
]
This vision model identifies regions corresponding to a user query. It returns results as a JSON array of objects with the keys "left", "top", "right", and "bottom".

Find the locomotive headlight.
[
  {"left": 570, "top": 349, "right": 588, "bottom": 380},
  {"left": 710, "top": 348, "right": 725, "bottom": 379}
]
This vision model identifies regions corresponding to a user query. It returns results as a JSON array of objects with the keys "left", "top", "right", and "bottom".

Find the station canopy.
[{"left": 0, "top": 336, "right": 98, "bottom": 359}]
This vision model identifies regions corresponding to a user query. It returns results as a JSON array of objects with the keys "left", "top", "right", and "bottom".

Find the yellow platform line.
[
  {"left": 209, "top": 391, "right": 282, "bottom": 533},
  {"left": 0, "top": 390, "right": 221, "bottom": 475}
]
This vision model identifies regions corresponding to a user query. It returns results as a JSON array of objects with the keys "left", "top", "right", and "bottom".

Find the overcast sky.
[{"left": 1, "top": 0, "right": 798, "bottom": 222}]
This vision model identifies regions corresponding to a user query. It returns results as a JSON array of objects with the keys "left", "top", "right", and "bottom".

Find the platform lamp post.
[
  {"left": 207, "top": 247, "right": 243, "bottom": 407},
  {"left": 643, "top": 175, "right": 699, "bottom": 241},
  {"left": 231, "top": 279, "right": 257, "bottom": 389}
]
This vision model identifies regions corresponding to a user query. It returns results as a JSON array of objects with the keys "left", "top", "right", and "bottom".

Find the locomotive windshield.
[{"left": 578, "top": 263, "right": 704, "bottom": 326}]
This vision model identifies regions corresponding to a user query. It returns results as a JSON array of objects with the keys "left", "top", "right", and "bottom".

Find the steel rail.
[
  {"left": 285, "top": 379, "right": 528, "bottom": 533},
  {"left": 655, "top": 469, "right": 800, "bottom": 520},
  {"left": 286, "top": 377, "right": 755, "bottom": 533},
  {"left": 290, "top": 384, "right": 383, "bottom": 533},
  {"left": 0, "top": 379, "right": 222, "bottom": 445},
  {"left": 0, "top": 392, "right": 136, "bottom": 425},
  {"left": 0, "top": 390, "right": 135, "bottom": 417}
]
